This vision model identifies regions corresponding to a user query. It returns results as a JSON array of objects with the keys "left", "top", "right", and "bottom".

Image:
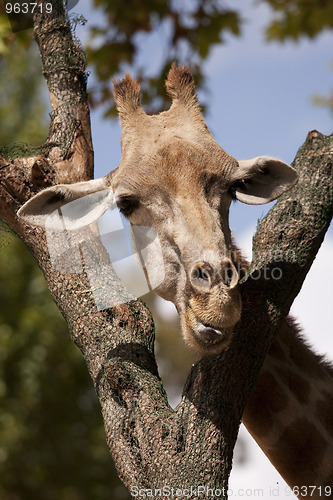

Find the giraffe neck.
[{"left": 242, "top": 318, "right": 333, "bottom": 493}]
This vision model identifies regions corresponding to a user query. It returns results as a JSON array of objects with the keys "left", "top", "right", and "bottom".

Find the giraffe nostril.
[
  {"left": 221, "top": 259, "right": 239, "bottom": 288},
  {"left": 225, "top": 263, "right": 235, "bottom": 286},
  {"left": 190, "top": 263, "right": 212, "bottom": 290},
  {"left": 193, "top": 267, "right": 209, "bottom": 281}
]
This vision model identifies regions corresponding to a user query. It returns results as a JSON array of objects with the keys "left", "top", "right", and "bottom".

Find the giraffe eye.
[
  {"left": 116, "top": 197, "right": 140, "bottom": 217},
  {"left": 229, "top": 178, "right": 251, "bottom": 199}
]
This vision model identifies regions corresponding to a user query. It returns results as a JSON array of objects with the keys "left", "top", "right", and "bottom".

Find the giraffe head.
[{"left": 18, "top": 64, "right": 298, "bottom": 354}]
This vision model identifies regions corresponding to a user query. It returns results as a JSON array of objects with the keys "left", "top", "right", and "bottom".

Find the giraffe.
[
  {"left": 18, "top": 64, "right": 333, "bottom": 495},
  {"left": 244, "top": 318, "right": 333, "bottom": 494}
]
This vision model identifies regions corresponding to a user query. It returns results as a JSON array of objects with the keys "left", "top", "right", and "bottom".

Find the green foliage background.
[{"left": 0, "top": 28, "right": 47, "bottom": 146}]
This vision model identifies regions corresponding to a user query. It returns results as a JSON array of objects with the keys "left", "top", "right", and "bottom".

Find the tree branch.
[
  {"left": 33, "top": 0, "right": 92, "bottom": 167},
  {"left": 0, "top": 0, "right": 93, "bottom": 232},
  {"left": 250, "top": 130, "right": 333, "bottom": 318}
]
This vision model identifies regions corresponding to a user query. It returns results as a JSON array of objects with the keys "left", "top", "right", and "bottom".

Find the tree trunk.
[{"left": 0, "top": 1, "right": 332, "bottom": 498}]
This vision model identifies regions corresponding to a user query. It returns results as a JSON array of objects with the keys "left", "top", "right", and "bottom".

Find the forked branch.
[{"left": 0, "top": 1, "right": 332, "bottom": 497}]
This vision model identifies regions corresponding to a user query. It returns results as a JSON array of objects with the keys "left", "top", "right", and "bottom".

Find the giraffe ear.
[
  {"left": 232, "top": 156, "right": 298, "bottom": 205},
  {"left": 17, "top": 178, "right": 114, "bottom": 229}
]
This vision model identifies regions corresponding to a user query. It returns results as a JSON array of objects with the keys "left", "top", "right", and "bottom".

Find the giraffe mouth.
[
  {"left": 193, "top": 320, "right": 232, "bottom": 349},
  {"left": 196, "top": 321, "right": 226, "bottom": 341},
  {"left": 182, "top": 306, "right": 235, "bottom": 353}
]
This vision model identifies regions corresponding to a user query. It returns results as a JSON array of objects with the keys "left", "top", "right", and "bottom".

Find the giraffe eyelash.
[{"left": 116, "top": 197, "right": 140, "bottom": 217}]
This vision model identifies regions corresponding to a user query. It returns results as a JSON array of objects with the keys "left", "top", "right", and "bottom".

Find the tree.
[
  {"left": 0, "top": 1, "right": 332, "bottom": 497},
  {"left": 261, "top": 0, "right": 333, "bottom": 42}
]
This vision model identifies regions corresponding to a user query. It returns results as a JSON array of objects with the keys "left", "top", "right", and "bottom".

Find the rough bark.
[{"left": 0, "top": 1, "right": 332, "bottom": 498}]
